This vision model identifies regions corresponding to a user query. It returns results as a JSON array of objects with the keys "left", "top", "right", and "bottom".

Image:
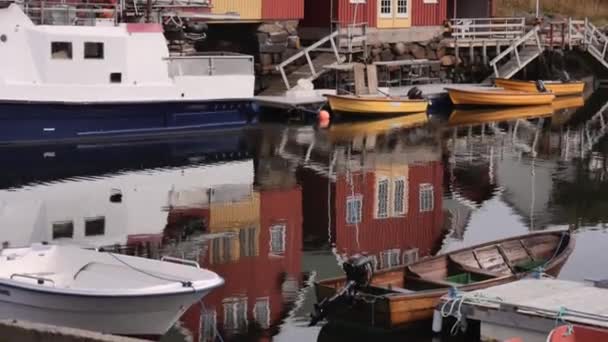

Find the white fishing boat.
[
  {"left": 0, "top": 2, "right": 256, "bottom": 143},
  {"left": 0, "top": 243, "right": 223, "bottom": 336}
]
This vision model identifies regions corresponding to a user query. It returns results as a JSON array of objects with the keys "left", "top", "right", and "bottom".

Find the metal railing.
[
  {"left": 276, "top": 30, "right": 342, "bottom": 90},
  {"left": 166, "top": 54, "right": 254, "bottom": 77},
  {"left": 489, "top": 25, "right": 543, "bottom": 78},
  {"left": 22, "top": 0, "right": 119, "bottom": 25},
  {"left": 449, "top": 17, "right": 526, "bottom": 41}
]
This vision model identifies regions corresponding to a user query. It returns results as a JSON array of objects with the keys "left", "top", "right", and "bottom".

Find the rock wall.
[{"left": 257, "top": 21, "right": 301, "bottom": 75}]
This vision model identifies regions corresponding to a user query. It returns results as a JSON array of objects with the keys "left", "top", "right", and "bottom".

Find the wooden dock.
[{"left": 437, "top": 278, "right": 608, "bottom": 342}]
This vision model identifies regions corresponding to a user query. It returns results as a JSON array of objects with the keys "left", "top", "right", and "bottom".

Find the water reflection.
[{"left": 1, "top": 93, "right": 608, "bottom": 341}]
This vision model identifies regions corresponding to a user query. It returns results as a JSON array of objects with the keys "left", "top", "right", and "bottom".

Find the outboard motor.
[
  {"left": 407, "top": 87, "right": 424, "bottom": 100},
  {"left": 535, "top": 80, "right": 548, "bottom": 93},
  {"left": 309, "top": 254, "right": 374, "bottom": 326}
]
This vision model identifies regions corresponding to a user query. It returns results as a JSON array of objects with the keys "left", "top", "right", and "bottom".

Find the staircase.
[
  {"left": 571, "top": 19, "right": 608, "bottom": 69},
  {"left": 486, "top": 26, "right": 544, "bottom": 82}
]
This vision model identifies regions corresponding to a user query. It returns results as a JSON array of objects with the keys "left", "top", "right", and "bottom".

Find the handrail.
[
  {"left": 450, "top": 17, "right": 525, "bottom": 40},
  {"left": 161, "top": 255, "right": 200, "bottom": 268},
  {"left": 11, "top": 273, "right": 56, "bottom": 286},
  {"left": 489, "top": 25, "right": 541, "bottom": 67}
]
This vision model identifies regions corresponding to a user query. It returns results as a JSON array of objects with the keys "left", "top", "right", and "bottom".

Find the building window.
[
  {"left": 253, "top": 297, "right": 270, "bottom": 329},
  {"left": 397, "top": 0, "right": 408, "bottom": 17},
  {"left": 269, "top": 224, "right": 286, "bottom": 256},
  {"left": 380, "top": 249, "right": 401, "bottom": 269},
  {"left": 201, "top": 309, "right": 217, "bottom": 342},
  {"left": 376, "top": 178, "right": 389, "bottom": 218},
  {"left": 239, "top": 227, "right": 257, "bottom": 257},
  {"left": 85, "top": 216, "right": 105, "bottom": 236},
  {"left": 52, "top": 221, "right": 74, "bottom": 239},
  {"left": 379, "top": 0, "right": 392, "bottom": 17},
  {"left": 84, "top": 42, "right": 104, "bottom": 59},
  {"left": 51, "top": 42, "right": 72, "bottom": 59},
  {"left": 393, "top": 178, "right": 407, "bottom": 216},
  {"left": 223, "top": 297, "right": 247, "bottom": 332},
  {"left": 350, "top": 0, "right": 366, "bottom": 3},
  {"left": 402, "top": 248, "right": 419, "bottom": 265},
  {"left": 346, "top": 195, "right": 362, "bottom": 224},
  {"left": 419, "top": 183, "right": 434, "bottom": 212}
]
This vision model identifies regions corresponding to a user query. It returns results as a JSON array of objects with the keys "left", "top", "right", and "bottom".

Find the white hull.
[{"left": 0, "top": 285, "right": 211, "bottom": 336}]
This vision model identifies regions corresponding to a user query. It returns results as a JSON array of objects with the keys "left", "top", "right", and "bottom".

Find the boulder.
[
  {"left": 269, "top": 31, "right": 289, "bottom": 44},
  {"left": 287, "top": 36, "right": 300, "bottom": 49},
  {"left": 380, "top": 48, "right": 395, "bottom": 61},
  {"left": 410, "top": 44, "right": 427, "bottom": 59},
  {"left": 395, "top": 54, "right": 414, "bottom": 60},
  {"left": 427, "top": 49, "right": 438, "bottom": 60},
  {"left": 392, "top": 42, "right": 409, "bottom": 55},
  {"left": 283, "top": 20, "right": 299, "bottom": 35},
  {"left": 418, "top": 40, "right": 430, "bottom": 47},
  {"left": 258, "top": 23, "right": 285, "bottom": 34},
  {"left": 371, "top": 48, "right": 382, "bottom": 57},
  {"left": 440, "top": 55, "right": 462, "bottom": 66},
  {"left": 256, "top": 32, "right": 269, "bottom": 45},
  {"left": 259, "top": 53, "right": 273, "bottom": 66},
  {"left": 436, "top": 46, "right": 447, "bottom": 59}
]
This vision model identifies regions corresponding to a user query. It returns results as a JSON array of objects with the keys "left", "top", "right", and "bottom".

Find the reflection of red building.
[
  {"left": 300, "top": 148, "right": 445, "bottom": 269},
  {"left": 177, "top": 185, "right": 302, "bottom": 342}
]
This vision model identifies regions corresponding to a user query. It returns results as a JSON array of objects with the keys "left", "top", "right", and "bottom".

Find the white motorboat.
[{"left": 0, "top": 243, "right": 223, "bottom": 336}]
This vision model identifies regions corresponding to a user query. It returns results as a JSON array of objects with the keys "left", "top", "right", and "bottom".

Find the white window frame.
[
  {"left": 375, "top": 177, "right": 389, "bottom": 219},
  {"left": 223, "top": 297, "right": 247, "bottom": 332},
  {"left": 200, "top": 309, "right": 217, "bottom": 342},
  {"left": 378, "top": 0, "right": 393, "bottom": 18},
  {"left": 350, "top": 0, "right": 366, "bottom": 3},
  {"left": 253, "top": 297, "right": 271, "bottom": 329},
  {"left": 380, "top": 248, "right": 401, "bottom": 269},
  {"left": 269, "top": 224, "right": 286, "bottom": 256},
  {"left": 396, "top": 0, "right": 408, "bottom": 17},
  {"left": 346, "top": 195, "right": 363, "bottom": 224},
  {"left": 423, "top": 0, "right": 438, "bottom": 4},
  {"left": 393, "top": 177, "right": 408, "bottom": 216},
  {"left": 419, "top": 183, "right": 434, "bottom": 212}
]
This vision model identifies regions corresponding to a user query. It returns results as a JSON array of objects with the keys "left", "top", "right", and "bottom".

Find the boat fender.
[
  {"left": 535, "top": 80, "right": 548, "bottom": 92},
  {"left": 407, "top": 87, "right": 424, "bottom": 100}
]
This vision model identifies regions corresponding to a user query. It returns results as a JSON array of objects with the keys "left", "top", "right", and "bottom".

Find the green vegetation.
[{"left": 496, "top": 0, "right": 608, "bottom": 25}]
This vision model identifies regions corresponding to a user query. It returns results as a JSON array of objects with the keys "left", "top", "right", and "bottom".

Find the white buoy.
[{"left": 432, "top": 309, "right": 443, "bottom": 333}]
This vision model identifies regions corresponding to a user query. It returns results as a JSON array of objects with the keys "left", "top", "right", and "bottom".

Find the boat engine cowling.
[
  {"left": 342, "top": 254, "right": 374, "bottom": 291},
  {"left": 407, "top": 87, "right": 424, "bottom": 100}
]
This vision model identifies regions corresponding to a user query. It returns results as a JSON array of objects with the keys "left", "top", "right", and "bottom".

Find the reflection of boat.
[
  {"left": 313, "top": 230, "right": 574, "bottom": 330},
  {"left": 327, "top": 113, "right": 428, "bottom": 141},
  {"left": 495, "top": 78, "right": 585, "bottom": 96},
  {"left": 446, "top": 87, "right": 556, "bottom": 106},
  {"left": 325, "top": 94, "right": 428, "bottom": 116},
  {"left": 548, "top": 324, "right": 608, "bottom": 341},
  {"left": 0, "top": 244, "right": 223, "bottom": 336},
  {"left": 551, "top": 96, "right": 585, "bottom": 111},
  {"left": 448, "top": 105, "right": 554, "bottom": 126}
]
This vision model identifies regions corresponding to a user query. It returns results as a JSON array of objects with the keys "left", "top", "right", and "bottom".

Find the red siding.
[
  {"left": 412, "top": 0, "right": 447, "bottom": 26},
  {"left": 336, "top": 0, "right": 377, "bottom": 28},
  {"left": 333, "top": 161, "right": 444, "bottom": 260},
  {"left": 262, "top": 0, "right": 304, "bottom": 20}
]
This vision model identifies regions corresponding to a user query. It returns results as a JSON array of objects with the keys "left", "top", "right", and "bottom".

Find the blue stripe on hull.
[{"left": 0, "top": 100, "right": 256, "bottom": 144}]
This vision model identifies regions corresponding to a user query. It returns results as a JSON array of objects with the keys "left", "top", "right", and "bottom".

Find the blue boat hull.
[{"left": 0, "top": 100, "right": 256, "bottom": 145}]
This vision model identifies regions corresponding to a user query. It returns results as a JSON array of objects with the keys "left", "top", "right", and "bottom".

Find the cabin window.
[
  {"left": 393, "top": 177, "right": 407, "bottom": 216},
  {"left": 346, "top": 195, "right": 362, "bottom": 224},
  {"left": 269, "top": 224, "right": 286, "bottom": 256},
  {"left": 396, "top": 0, "right": 408, "bottom": 17},
  {"left": 51, "top": 42, "right": 72, "bottom": 59},
  {"left": 419, "top": 183, "right": 434, "bottom": 212},
  {"left": 239, "top": 227, "right": 257, "bottom": 257},
  {"left": 379, "top": 0, "right": 392, "bottom": 17},
  {"left": 85, "top": 217, "right": 105, "bottom": 236},
  {"left": 223, "top": 297, "right": 247, "bottom": 332},
  {"left": 376, "top": 178, "right": 389, "bottom": 218},
  {"left": 84, "top": 42, "right": 104, "bottom": 59},
  {"left": 201, "top": 309, "right": 217, "bottom": 342},
  {"left": 52, "top": 221, "right": 74, "bottom": 239},
  {"left": 380, "top": 249, "right": 401, "bottom": 269},
  {"left": 110, "top": 72, "right": 122, "bottom": 83},
  {"left": 253, "top": 297, "right": 270, "bottom": 329}
]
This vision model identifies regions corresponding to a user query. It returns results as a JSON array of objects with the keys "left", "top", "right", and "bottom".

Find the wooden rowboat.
[
  {"left": 547, "top": 325, "right": 608, "bottom": 342},
  {"left": 446, "top": 87, "right": 556, "bottom": 106},
  {"left": 325, "top": 94, "right": 429, "bottom": 116},
  {"left": 313, "top": 230, "right": 574, "bottom": 331},
  {"left": 495, "top": 78, "right": 585, "bottom": 96}
]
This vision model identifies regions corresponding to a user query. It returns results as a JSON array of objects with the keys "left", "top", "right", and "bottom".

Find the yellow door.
[{"left": 377, "top": 0, "right": 411, "bottom": 28}]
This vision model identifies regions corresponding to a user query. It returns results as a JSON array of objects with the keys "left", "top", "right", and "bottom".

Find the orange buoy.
[{"left": 318, "top": 110, "right": 330, "bottom": 121}]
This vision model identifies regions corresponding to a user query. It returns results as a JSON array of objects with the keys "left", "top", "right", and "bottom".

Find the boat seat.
[{"left": 371, "top": 285, "right": 415, "bottom": 295}]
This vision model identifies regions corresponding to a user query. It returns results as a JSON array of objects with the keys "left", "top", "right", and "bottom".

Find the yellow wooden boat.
[
  {"left": 325, "top": 94, "right": 428, "bottom": 116},
  {"left": 551, "top": 95, "right": 584, "bottom": 111},
  {"left": 495, "top": 78, "right": 585, "bottom": 96},
  {"left": 448, "top": 105, "right": 554, "bottom": 127},
  {"left": 327, "top": 113, "right": 428, "bottom": 142},
  {"left": 446, "top": 87, "right": 556, "bottom": 106}
]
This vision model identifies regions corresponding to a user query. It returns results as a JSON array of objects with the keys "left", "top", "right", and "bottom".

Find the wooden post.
[
  {"left": 482, "top": 40, "right": 488, "bottom": 65},
  {"left": 469, "top": 42, "right": 474, "bottom": 64},
  {"left": 354, "top": 63, "right": 367, "bottom": 95},
  {"left": 367, "top": 64, "right": 378, "bottom": 95}
]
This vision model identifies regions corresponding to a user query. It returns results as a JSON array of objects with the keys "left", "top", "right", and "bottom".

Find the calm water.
[{"left": 2, "top": 92, "right": 608, "bottom": 342}]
